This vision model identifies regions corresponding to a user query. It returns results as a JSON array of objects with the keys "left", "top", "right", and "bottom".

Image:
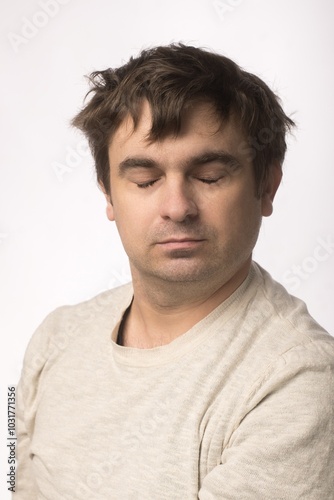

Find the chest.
[{"left": 30, "top": 344, "right": 249, "bottom": 499}]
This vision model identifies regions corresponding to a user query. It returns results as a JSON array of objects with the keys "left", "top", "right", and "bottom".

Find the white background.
[{"left": 1, "top": 0, "right": 333, "bottom": 495}]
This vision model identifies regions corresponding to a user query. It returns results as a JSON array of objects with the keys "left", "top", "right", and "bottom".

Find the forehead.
[{"left": 108, "top": 100, "right": 245, "bottom": 160}]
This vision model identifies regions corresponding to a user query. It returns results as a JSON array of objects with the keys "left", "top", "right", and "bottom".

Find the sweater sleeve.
[
  {"left": 198, "top": 339, "right": 334, "bottom": 500},
  {"left": 13, "top": 307, "right": 69, "bottom": 500}
]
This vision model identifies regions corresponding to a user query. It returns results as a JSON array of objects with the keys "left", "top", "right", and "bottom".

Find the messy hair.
[{"left": 72, "top": 43, "right": 295, "bottom": 197}]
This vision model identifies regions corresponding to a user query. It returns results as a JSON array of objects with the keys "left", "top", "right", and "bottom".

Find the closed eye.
[
  {"left": 136, "top": 179, "right": 159, "bottom": 188},
  {"left": 198, "top": 178, "right": 219, "bottom": 184},
  {"left": 196, "top": 176, "right": 226, "bottom": 184},
  {"left": 136, "top": 176, "right": 226, "bottom": 188}
]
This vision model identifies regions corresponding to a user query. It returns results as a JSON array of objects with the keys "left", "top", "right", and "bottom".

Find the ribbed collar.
[{"left": 109, "top": 262, "right": 261, "bottom": 367}]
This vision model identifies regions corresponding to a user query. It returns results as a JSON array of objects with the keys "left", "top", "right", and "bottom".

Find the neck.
[{"left": 120, "top": 258, "right": 252, "bottom": 348}]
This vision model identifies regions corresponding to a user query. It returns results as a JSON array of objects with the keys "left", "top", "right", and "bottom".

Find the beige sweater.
[{"left": 14, "top": 263, "right": 334, "bottom": 499}]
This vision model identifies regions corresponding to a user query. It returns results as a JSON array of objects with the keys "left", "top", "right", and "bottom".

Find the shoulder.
[
  {"left": 252, "top": 261, "right": 333, "bottom": 343},
  {"left": 28, "top": 281, "right": 132, "bottom": 343},
  {"left": 239, "top": 263, "right": 334, "bottom": 390},
  {"left": 20, "top": 283, "right": 132, "bottom": 392},
  {"left": 245, "top": 263, "right": 334, "bottom": 397}
]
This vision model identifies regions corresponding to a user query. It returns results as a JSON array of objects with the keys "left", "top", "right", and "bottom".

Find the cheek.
[
  {"left": 213, "top": 189, "right": 261, "bottom": 234},
  {"left": 113, "top": 198, "right": 151, "bottom": 244}
]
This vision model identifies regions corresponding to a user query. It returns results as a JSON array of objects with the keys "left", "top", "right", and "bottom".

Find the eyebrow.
[{"left": 118, "top": 150, "right": 242, "bottom": 176}]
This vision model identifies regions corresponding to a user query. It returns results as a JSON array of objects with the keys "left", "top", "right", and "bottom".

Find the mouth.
[{"left": 156, "top": 238, "right": 205, "bottom": 250}]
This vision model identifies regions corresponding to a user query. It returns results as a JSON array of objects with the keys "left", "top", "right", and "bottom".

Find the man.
[{"left": 15, "top": 44, "right": 334, "bottom": 499}]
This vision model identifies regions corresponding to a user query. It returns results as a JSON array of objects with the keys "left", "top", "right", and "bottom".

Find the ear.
[
  {"left": 99, "top": 182, "right": 115, "bottom": 221},
  {"left": 261, "top": 163, "right": 282, "bottom": 217}
]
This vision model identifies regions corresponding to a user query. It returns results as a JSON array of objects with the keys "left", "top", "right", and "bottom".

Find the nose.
[{"left": 159, "top": 177, "right": 198, "bottom": 222}]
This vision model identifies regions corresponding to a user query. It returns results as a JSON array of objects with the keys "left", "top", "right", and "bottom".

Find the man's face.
[{"left": 105, "top": 101, "right": 278, "bottom": 287}]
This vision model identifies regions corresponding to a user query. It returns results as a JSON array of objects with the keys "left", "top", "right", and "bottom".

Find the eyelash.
[
  {"left": 137, "top": 180, "right": 158, "bottom": 189},
  {"left": 136, "top": 177, "right": 222, "bottom": 189}
]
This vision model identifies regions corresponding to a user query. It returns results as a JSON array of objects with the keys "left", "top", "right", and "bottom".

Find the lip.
[{"left": 157, "top": 238, "right": 205, "bottom": 249}]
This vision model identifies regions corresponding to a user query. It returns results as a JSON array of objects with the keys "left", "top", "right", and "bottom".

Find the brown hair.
[{"left": 72, "top": 43, "right": 295, "bottom": 197}]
